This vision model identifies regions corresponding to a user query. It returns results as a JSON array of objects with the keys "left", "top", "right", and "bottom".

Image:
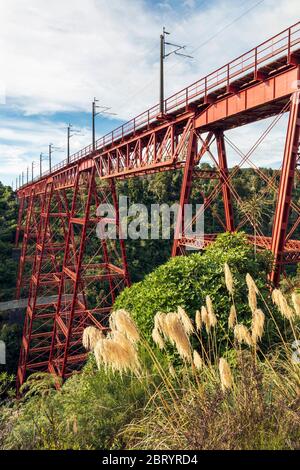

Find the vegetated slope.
[
  {"left": 2, "top": 233, "right": 299, "bottom": 450},
  {"left": 114, "top": 232, "right": 273, "bottom": 343},
  {"left": 0, "top": 183, "right": 21, "bottom": 374}
]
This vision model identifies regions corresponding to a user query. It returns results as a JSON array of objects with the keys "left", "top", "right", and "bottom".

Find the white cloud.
[
  {"left": 0, "top": 0, "right": 298, "bottom": 185},
  {"left": 0, "top": 0, "right": 298, "bottom": 118},
  {"left": 0, "top": 117, "right": 91, "bottom": 180},
  {"left": 183, "top": 0, "right": 196, "bottom": 8}
]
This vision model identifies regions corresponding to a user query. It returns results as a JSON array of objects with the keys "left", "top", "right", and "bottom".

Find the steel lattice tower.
[{"left": 15, "top": 22, "right": 300, "bottom": 391}]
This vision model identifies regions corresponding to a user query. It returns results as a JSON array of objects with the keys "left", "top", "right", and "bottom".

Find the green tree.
[{"left": 114, "top": 232, "right": 273, "bottom": 343}]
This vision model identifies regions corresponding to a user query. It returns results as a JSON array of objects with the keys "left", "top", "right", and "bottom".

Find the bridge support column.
[
  {"left": 48, "top": 165, "right": 130, "bottom": 382},
  {"left": 172, "top": 130, "right": 214, "bottom": 257},
  {"left": 215, "top": 130, "right": 234, "bottom": 232},
  {"left": 172, "top": 131, "right": 197, "bottom": 257},
  {"left": 270, "top": 92, "right": 300, "bottom": 286},
  {"left": 16, "top": 189, "right": 35, "bottom": 299},
  {"left": 15, "top": 192, "right": 25, "bottom": 248},
  {"left": 17, "top": 181, "right": 55, "bottom": 392}
]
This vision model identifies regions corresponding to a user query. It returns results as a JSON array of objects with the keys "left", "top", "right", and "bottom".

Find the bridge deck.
[{"left": 17, "top": 21, "right": 300, "bottom": 191}]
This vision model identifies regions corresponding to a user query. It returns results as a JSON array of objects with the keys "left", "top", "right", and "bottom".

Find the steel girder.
[
  {"left": 17, "top": 165, "right": 130, "bottom": 391},
  {"left": 14, "top": 23, "right": 300, "bottom": 389},
  {"left": 270, "top": 92, "right": 300, "bottom": 284},
  {"left": 48, "top": 164, "right": 129, "bottom": 382}
]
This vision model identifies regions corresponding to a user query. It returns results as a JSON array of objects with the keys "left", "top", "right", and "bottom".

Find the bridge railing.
[{"left": 22, "top": 21, "right": 300, "bottom": 188}]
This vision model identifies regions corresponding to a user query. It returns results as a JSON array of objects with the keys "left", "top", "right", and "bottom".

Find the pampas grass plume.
[
  {"left": 165, "top": 312, "right": 192, "bottom": 361},
  {"left": 193, "top": 350, "right": 203, "bottom": 370},
  {"left": 228, "top": 305, "right": 237, "bottom": 329},
  {"left": 195, "top": 310, "right": 202, "bottom": 331},
  {"left": 206, "top": 295, "right": 217, "bottom": 328},
  {"left": 201, "top": 306, "right": 210, "bottom": 333},
  {"left": 292, "top": 292, "right": 300, "bottom": 317},
  {"left": 109, "top": 309, "right": 140, "bottom": 343},
  {"left": 251, "top": 309, "right": 265, "bottom": 343},
  {"left": 234, "top": 324, "right": 252, "bottom": 346},
  {"left": 94, "top": 332, "right": 140, "bottom": 374},
  {"left": 82, "top": 326, "right": 104, "bottom": 351},
  {"left": 154, "top": 312, "right": 168, "bottom": 337},
  {"left": 224, "top": 263, "right": 234, "bottom": 295},
  {"left": 219, "top": 358, "right": 234, "bottom": 392},
  {"left": 246, "top": 273, "right": 258, "bottom": 313},
  {"left": 246, "top": 273, "right": 258, "bottom": 293},
  {"left": 272, "top": 289, "right": 294, "bottom": 320},
  {"left": 178, "top": 306, "right": 194, "bottom": 335},
  {"left": 152, "top": 327, "right": 165, "bottom": 350}
]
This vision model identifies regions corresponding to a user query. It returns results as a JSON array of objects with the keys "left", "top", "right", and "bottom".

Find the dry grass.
[
  {"left": 228, "top": 305, "right": 237, "bottom": 329},
  {"left": 219, "top": 357, "right": 234, "bottom": 392},
  {"left": 251, "top": 308, "right": 265, "bottom": 343},
  {"left": 82, "top": 267, "right": 300, "bottom": 450},
  {"left": 82, "top": 326, "right": 104, "bottom": 351},
  {"left": 234, "top": 324, "right": 252, "bottom": 346},
  {"left": 224, "top": 263, "right": 234, "bottom": 295}
]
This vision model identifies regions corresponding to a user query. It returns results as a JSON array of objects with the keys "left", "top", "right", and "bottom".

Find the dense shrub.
[
  {"left": 114, "top": 232, "right": 273, "bottom": 343},
  {"left": 1, "top": 233, "right": 299, "bottom": 450}
]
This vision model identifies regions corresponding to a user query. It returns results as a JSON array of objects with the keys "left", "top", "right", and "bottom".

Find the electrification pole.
[
  {"left": 92, "top": 98, "right": 116, "bottom": 151},
  {"left": 67, "top": 125, "right": 70, "bottom": 163},
  {"left": 40, "top": 153, "right": 42, "bottom": 177},
  {"left": 67, "top": 124, "right": 82, "bottom": 163},
  {"left": 48, "top": 143, "right": 62, "bottom": 172},
  {"left": 159, "top": 27, "right": 192, "bottom": 115},
  {"left": 49, "top": 144, "right": 52, "bottom": 172},
  {"left": 160, "top": 29, "right": 166, "bottom": 114},
  {"left": 40, "top": 152, "right": 48, "bottom": 177},
  {"left": 92, "top": 100, "right": 96, "bottom": 151}
]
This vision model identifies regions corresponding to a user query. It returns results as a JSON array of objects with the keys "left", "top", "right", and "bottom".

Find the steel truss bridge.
[{"left": 14, "top": 21, "right": 300, "bottom": 391}]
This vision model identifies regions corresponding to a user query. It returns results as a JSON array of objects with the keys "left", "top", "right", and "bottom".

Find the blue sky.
[{"left": 0, "top": 0, "right": 298, "bottom": 187}]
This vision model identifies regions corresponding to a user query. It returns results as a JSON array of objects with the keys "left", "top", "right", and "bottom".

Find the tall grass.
[
  {"left": 2, "top": 265, "right": 300, "bottom": 450},
  {"left": 86, "top": 264, "right": 300, "bottom": 450}
]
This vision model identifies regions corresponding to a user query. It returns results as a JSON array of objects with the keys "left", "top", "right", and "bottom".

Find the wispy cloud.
[
  {"left": 0, "top": 117, "right": 91, "bottom": 179},
  {"left": 0, "top": 0, "right": 298, "bottom": 185}
]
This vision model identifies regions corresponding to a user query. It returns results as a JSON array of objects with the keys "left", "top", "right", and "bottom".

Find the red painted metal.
[
  {"left": 18, "top": 21, "right": 300, "bottom": 183},
  {"left": 15, "top": 22, "right": 300, "bottom": 390},
  {"left": 172, "top": 130, "right": 214, "bottom": 257},
  {"left": 215, "top": 131, "right": 234, "bottom": 232},
  {"left": 48, "top": 165, "right": 129, "bottom": 383},
  {"left": 17, "top": 181, "right": 55, "bottom": 390},
  {"left": 15, "top": 193, "right": 24, "bottom": 248},
  {"left": 270, "top": 92, "right": 300, "bottom": 285}
]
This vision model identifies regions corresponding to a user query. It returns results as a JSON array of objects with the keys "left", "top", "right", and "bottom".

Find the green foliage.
[
  {"left": 0, "top": 183, "right": 18, "bottom": 301},
  {"left": 114, "top": 232, "right": 273, "bottom": 343},
  {"left": 0, "top": 168, "right": 299, "bottom": 449},
  {"left": 2, "top": 356, "right": 148, "bottom": 450},
  {"left": 0, "top": 372, "right": 15, "bottom": 402},
  {"left": 0, "top": 182, "right": 20, "bottom": 376},
  {"left": 0, "top": 323, "right": 22, "bottom": 374},
  {"left": 0, "top": 231, "right": 297, "bottom": 451}
]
